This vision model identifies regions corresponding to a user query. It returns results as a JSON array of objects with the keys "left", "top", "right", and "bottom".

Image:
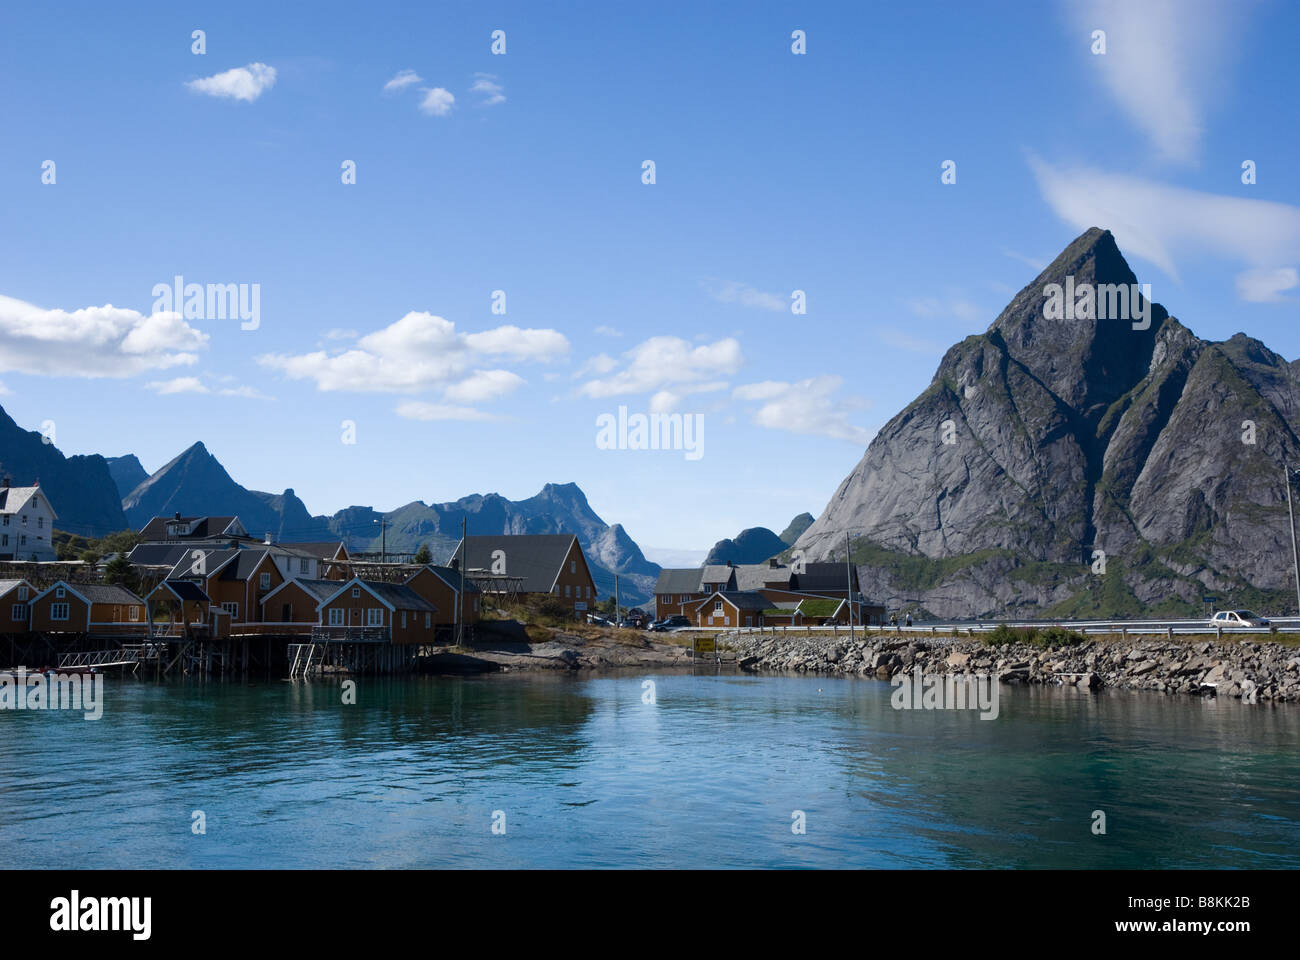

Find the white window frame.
[
  {"left": 11, "top": 603, "right": 25, "bottom": 621},
  {"left": 16, "top": 586, "right": 26, "bottom": 601},
  {"left": 424, "top": 612, "right": 431, "bottom": 628},
  {"left": 221, "top": 601, "right": 239, "bottom": 619},
  {"left": 129, "top": 606, "right": 139, "bottom": 621},
  {"left": 259, "top": 572, "right": 271, "bottom": 590},
  {"left": 55, "top": 586, "right": 65, "bottom": 598},
  {"left": 352, "top": 587, "right": 361, "bottom": 598},
  {"left": 328, "top": 608, "right": 345, "bottom": 626},
  {"left": 400, "top": 611, "right": 407, "bottom": 629},
  {"left": 366, "top": 608, "right": 383, "bottom": 627},
  {"left": 50, "top": 602, "right": 70, "bottom": 621}
]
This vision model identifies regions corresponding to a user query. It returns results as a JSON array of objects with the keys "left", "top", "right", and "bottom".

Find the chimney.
[
  {"left": 1, "top": 477, "right": 8, "bottom": 489},
  {"left": 768, "top": 558, "right": 779, "bottom": 569},
  {"left": 264, "top": 532, "right": 273, "bottom": 545},
  {"left": 449, "top": 557, "right": 459, "bottom": 571},
  {"left": 174, "top": 511, "right": 181, "bottom": 521}
]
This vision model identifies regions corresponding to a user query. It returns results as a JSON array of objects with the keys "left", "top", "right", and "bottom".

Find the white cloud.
[
  {"left": 384, "top": 69, "right": 423, "bottom": 93},
  {"left": 186, "top": 63, "right": 277, "bottom": 102},
  {"left": 1029, "top": 155, "right": 1300, "bottom": 290},
  {"left": 0, "top": 381, "right": 13, "bottom": 395},
  {"left": 704, "top": 280, "right": 786, "bottom": 312},
  {"left": 575, "top": 353, "right": 618, "bottom": 378},
  {"left": 1064, "top": 0, "right": 1242, "bottom": 164},
  {"left": 471, "top": 73, "right": 505, "bottom": 106},
  {"left": 219, "top": 385, "right": 274, "bottom": 400},
  {"left": 0, "top": 295, "right": 207, "bottom": 378},
  {"left": 733, "top": 375, "right": 873, "bottom": 445},
  {"left": 579, "top": 336, "right": 743, "bottom": 398},
  {"left": 257, "top": 311, "right": 568, "bottom": 395},
  {"left": 147, "top": 377, "right": 208, "bottom": 395},
  {"left": 1235, "top": 267, "right": 1298, "bottom": 303},
  {"left": 418, "top": 87, "right": 455, "bottom": 116},
  {"left": 395, "top": 401, "right": 498, "bottom": 422},
  {"left": 442, "top": 369, "right": 524, "bottom": 403},
  {"left": 594, "top": 325, "right": 622, "bottom": 337}
]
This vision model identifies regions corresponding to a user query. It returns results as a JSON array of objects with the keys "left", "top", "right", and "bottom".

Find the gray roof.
[
  {"left": 128, "top": 543, "right": 193, "bottom": 567},
  {"left": 217, "top": 550, "right": 273, "bottom": 581},
  {"left": 792, "top": 562, "right": 857, "bottom": 592},
  {"left": 416, "top": 565, "right": 481, "bottom": 594},
  {"left": 448, "top": 535, "right": 583, "bottom": 594},
  {"left": 264, "top": 578, "right": 339, "bottom": 604},
  {"left": 654, "top": 568, "right": 703, "bottom": 594},
  {"left": 0, "top": 579, "right": 31, "bottom": 598},
  {"left": 326, "top": 579, "right": 436, "bottom": 613},
  {"left": 734, "top": 563, "right": 792, "bottom": 590},
  {"left": 138, "top": 515, "right": 244, "bottom": 540},
  {"left": 154, "top": 579, "right": 211, "bottom": 603},
  {"left": 711, "top": 590, "right": 770, "bottom": 611},
  {"left": 700, "top": 565, "right": 736, "bottom": 586},
  {"left": 57, "top": 582, "right": 145, "bottom": 605}
]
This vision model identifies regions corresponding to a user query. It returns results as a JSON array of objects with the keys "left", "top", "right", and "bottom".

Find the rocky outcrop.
[
  {"left": 725, "top": 632, "right": 1300, "bottom": 702},
  {"left": 704, "top": 526, "right": 788, "bottom": 565},
  {"left": 792, "top": 228, "right": 1300, "bottom": 619},
  {"left": 105, "top": 455, "right": 148, "bottom": 499},
  {"left": 0, "top": 404, "right": 127, "bottom": 536}
]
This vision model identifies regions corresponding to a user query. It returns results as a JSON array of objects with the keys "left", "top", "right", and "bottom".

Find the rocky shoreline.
[{"left": 727, "top": 633, "right": 1300, "bottom": 703}]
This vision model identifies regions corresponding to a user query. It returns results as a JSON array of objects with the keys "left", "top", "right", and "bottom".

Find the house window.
[
  {"left": 129, "top": 606, "right": 139, "bottom": 621},
  {"left": 259, "top": 572, "right": 271, "bottom": 590},
  {"left": 570, "top": 560, "right": 576, "bottom": 574},
  {"left": 366, "top": 608, "right": 383, "bottom": 626},
  {"left": 50, "top": 602, "right": 70, "bottom": 621},
  {"left": 221, "top": 602, "right": 239, "bottom": 619},
  {"left": 37, "top": 517, "right": 43, "bottom": 529},
  {"left": 329, "top": 608, "right": 345, "bottom": 626},
  {"left": 352, "top": 587, "right": 361, "bottom": 598},
  {"left": 1, "top": 516, "right": 7, "bottom": 525},
  {"left": 564, "top": 584, "right": 571, "bottom": 597},
  {"left": 299, "top": 558, "right": 308, "bottom": 573},
  {"left": 11, "top": 604, "right": 24, "bottom": 621},
  {"left": 21, "top": 515, "right": 27, "bottom": 526},
  {"left": 55, "top": 586, "right": 65, "bottom": 598},
  {"left": 1, "top": 535, "right": 6, "bottom": 546},
  {"left": 400, "top": 611, "right": 407, "bottom": 629},
  {"left": 714, "top": 600, "right": 723, "bottom": 613},
  {"left": 424, "top": 612, "right": 431, "bottom": 628},
  {"left": 14, "top": 586, "right": 23, "bottom": 601},
  {"left": 19, "top": 535, "right": 26, "bottom": 546}
]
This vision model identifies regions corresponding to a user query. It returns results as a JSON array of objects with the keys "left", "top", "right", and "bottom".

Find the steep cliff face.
[
  {"left": 794, "top": 228, "right": 1300, "bottom": 618},
  {"left": 0, "top": 405, "right": 127, "bottom": 536}
]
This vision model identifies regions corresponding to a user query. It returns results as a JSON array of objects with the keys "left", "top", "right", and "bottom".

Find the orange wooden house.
[
  {"left": 316, "top": 578, "right": 438, "bottom": 645},
  {"left": 0, "top": 579, "right": 35, "bottom": 633},
  {"left": 29, "top": 581, "right": 147, "bottom": 636}
]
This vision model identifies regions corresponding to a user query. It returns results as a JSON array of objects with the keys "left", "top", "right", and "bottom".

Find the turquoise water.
[{"left": 2, "top": 671, "right": 1297, "bottom": 868}]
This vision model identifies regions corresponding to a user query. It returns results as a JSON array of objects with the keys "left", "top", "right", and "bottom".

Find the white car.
[{"left": 1210, "top": 610, "right": 1270, "bottom": 628}]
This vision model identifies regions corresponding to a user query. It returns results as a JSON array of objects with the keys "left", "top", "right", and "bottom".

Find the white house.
[{"left": 0, "top": 479, "right": 57, "bottom": 562}]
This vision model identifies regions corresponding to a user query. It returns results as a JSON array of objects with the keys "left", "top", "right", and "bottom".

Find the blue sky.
[{"left": 1, "top": 0, "right": 1297, "bottom": 563}]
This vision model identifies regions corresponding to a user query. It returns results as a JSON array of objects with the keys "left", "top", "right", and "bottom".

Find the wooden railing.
[{"left": 311, "top": 626, "right": 389, "bottom": 643}]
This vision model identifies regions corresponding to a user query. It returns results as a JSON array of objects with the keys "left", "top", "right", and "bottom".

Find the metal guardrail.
[{"left": 674, "top": 619, "right": 1300, "bottom": 637}]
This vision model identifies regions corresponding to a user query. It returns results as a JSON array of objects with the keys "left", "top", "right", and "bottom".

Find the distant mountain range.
[
  {"left": 0, "top": 416, "right": 662, "bottom": 604},
  {"left": 791, "top": 227, "right": 1300, "bottom": 619},
  {"left": 703, "top": 513, "right": 814, "bottom": 565}
]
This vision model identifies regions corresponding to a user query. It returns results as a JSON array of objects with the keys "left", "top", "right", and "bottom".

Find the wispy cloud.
[
  {"left": 383, "top": 69, "right": 423, "bottom": 93},
  {"left": 470, "top": 73, "right": 505, "bottom": 106},
  {"left": 593, "top": 325, "right": 622, "bottom": 337},
  {"left": 1236, "top": 267, "right": 1298, "bottom": 303},
  {"left": 395, "top": 401, "right": 499, "bottom": 422},
  {"left": 733, "top": 376, "right": 873, "bottom": 445},
  {"left": 147, "top": 377, "right": 207, "bottom": 395},
  {"left": 578, "top": 336, "right": 742, "bottom": 398},
  {"left": 1064, "top": 0, "right": 1246, "bottom": 164},
  {"left": 418, "top": 87, "right": 455, "bottom": 116},
  {"left": 1029, "top": 155, "right": 1300, "bottom": 292},
  {"left": 186, "top": 63, "right": 277, "bottom": 102},
  {"left": 257, "top": 312, "right": 567, "bottom": 396},
  {"left": 703, "top": 280, "right": 786, "bottom": 313}
]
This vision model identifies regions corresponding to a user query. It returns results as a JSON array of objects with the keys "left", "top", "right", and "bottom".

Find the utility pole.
[
  {"left": 614, "top": 573, "right": 621, "bottom": 624},
  {"left": 1286, "top": 464, "right": 1300, "bottom": 615},
  {"left": 456, "top": 518, "right": 466, "bottom": 647},
  {"left": 845, "top": 531, "right": 855, "bottom": 641},
  {"left": 374, "top": 517, "right": 388, "bottom": 567}
]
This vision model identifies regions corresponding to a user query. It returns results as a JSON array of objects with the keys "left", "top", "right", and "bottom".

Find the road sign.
[
  {"left": 694, "top": 637, "right": 716, "bottom": 657},
  {"left": 1202, "top": 596, "right": 1217, "bottom": 604},
  {"left": 574, "top": 602, "right": 587, "bottom": 611}
]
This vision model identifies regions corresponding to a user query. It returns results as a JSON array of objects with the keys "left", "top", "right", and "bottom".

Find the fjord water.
[{"left": 2, "top": 672, "right": 1297, "bottom": 869}]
